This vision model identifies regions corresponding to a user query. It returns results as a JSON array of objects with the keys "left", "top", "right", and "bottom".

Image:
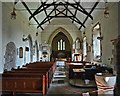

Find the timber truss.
[{"left": 15, "top": 0, "right": 100, "bottom": 31}]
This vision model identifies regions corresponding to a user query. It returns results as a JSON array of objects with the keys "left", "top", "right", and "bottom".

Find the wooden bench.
[
  {"left": 11, "top": 67, "right": 54, "bottom": 84},
  {"left": 25, "top": 62, "right": 56, "bottom": 79},
  {"left": 8, "top": 69, "right": 51, "bottom": 89},
  {"left": 26, "top": 62, "right": 54, "bottom": 68},
  {"left": 5, "top": 69, "right": 50, "bottom": 90},
  {"left": 24, "top": 62, "right": 56, "bottom": 83},
  {"left": 2, "top": 61, "right": 56, "bottom": 95},
  {"left": 2, "top": 73, "right": 45, "bottom": 96}
]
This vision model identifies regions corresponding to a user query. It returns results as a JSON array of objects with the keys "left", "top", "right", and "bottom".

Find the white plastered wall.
[
  {"left": 1, "top": 2, "right": 41, "bottom": 73},
  {"left": 0, "top": 1, "right": 2, "bottom": 73},
  {"left": 1, "top": 2, "right": 82, "bottom": 73},
  {"left": 41, "top": 18, "right": 82, "bottom": 44},
  {"left": 0, "top": 2, "right": 2, "bottom": 94},
  {"left": 85, "top": 2, "right": 118, "bottom": 72}
]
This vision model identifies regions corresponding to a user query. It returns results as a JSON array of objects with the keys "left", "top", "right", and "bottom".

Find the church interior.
[{"left": 0, "top": 0, "right": 120, "bottom": 96}]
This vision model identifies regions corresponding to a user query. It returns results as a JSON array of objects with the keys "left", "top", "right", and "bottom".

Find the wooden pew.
[
  {"left": 24, "top": 61, "right": 56, "bottom": 83},
  {"left": 4, "top": 70, "right": 49, "bottom": 92},
  {"left": 25, "top": 62, "right": 56, "bottom": 79},
  {"left": 11, "top": 68, "right": 54, "bottom": 85},
  {"left": 7, "top": 69, "right": 50, "bottom": 90},
  {"left": 25, "top": 62, "right": 56, "bottom": 71},
  {"left": 5, "top": 63, "right": 55, "bottom": 90},
  {"left": 26, "top": 61, "right": 54, "bottom": 68},
  {"left": 2, "top": 73, "right": 45, "bottom": 96},
  {"left": 2, "top": 61, "right": 56, "bottom": 96}
]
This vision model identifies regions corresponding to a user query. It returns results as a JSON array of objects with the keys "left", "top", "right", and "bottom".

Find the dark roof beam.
[
  {"left": 42, "top": 9, "right": 66, "bottom": 25},
  {"left": 60, "top": 11, "right": 84, "bottom": 26},
  {"left": 76, "top": 2, "right": 93, "bottom": 20},
  {"left": 41, "top": 0, "right": 50, "bottom": 23},
  {"left": 53, "top": 0, "right": 57, "bottom": 15},
  {"left": 50, "top": 16, "right": 73, "bottom": 18},
  {"left": 79, "top": 0, "right": 100, "bottom": 30},
  {"left": 29, "top": 2, "right": 46, "bottom": 20},
  {"left": 14, "top": 0, "right": 20, "bottom": 5},
  {"left": 39, "top": 9, "right": 65, "bottom": 26},
  {"left": 21, "top": 1, "right": 43, "bottom": 30},
  {"left": 63, "top": 3, "right": 85, "bottom": 28},
  {"left": 72, "top": 4, "right": 78, "bottom": 23},
  {"left": 56, "top": 8, "right": 66, "bottom": 13},
  {"left": 29, "top": 0, "right": 55, "bottom": 20},
  {"left": 65, "top": 2, "right": 93, "bottom": 20},
  {"left": 37, "top": 3, "right": 59, "bottom": 28},
  {"left": 65, "top": 4, "right": 68, "bottom": 16},
  {"left": 43, "top": 3, "right": 78, "bottom": 6},
  {"left": 37, "top": 3, "right": 56, "bottom": 15},
  {"left": 56, "top": 8, "right": 85, "bottom": 27}
]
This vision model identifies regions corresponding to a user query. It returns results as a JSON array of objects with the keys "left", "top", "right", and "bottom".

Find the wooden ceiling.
[{"left": 14, "top": 0, "right": 103, "bottom": 31}]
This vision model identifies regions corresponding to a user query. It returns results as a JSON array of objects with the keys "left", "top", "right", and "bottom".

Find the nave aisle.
[{"left": 47, "top": 65, "right": 97, "bottom": 96}]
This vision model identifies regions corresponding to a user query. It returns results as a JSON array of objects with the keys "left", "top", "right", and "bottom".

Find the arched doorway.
[
  {"left": 28, "top": 34, "right": 33, "bottom": 62},
  {"left": 48, "top": 27, "right": 73, "bottom": 61},
  {"left": 24, "top": 34, "right": 33, "bottom": 63},
  {"left": 35, "top": 40, "right": 39, "bottom": 61}
]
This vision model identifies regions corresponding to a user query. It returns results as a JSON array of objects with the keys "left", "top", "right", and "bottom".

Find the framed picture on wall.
[
  {"left": 87, "top": 43, "right": 91, "bottom": 52},
  {"left": 19, "top": 47, "right": 23, "bottom": 58},
  {"left": 25, "top": 47, "right": 29, "bottom": 51}
]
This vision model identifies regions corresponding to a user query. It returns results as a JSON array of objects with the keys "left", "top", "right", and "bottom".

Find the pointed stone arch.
[
  {"left": 28, "top": 34, "right": 33, "bottom": 62},
  {"left": 48, "top": 27, "right": 73, "bottom": 48},
  {"left": 35, "top": 40, "right": 39, "bottom": 61}
]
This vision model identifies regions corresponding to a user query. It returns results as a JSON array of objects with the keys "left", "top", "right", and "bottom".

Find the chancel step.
[{"left": 53, "top": 75, "right": 66, "bottom": 78}]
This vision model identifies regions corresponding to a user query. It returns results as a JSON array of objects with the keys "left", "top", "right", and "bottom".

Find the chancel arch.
[
  {"left": 48, "top": 27, "right": 73, "bottom": 47},
  {"left": 48, "top": 27, "right": 73, "bottom": 61}
]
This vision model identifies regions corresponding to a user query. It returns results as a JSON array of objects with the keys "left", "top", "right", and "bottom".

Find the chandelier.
[{"left": 11, "top": 5, "right": 16, "bottom": 19}]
